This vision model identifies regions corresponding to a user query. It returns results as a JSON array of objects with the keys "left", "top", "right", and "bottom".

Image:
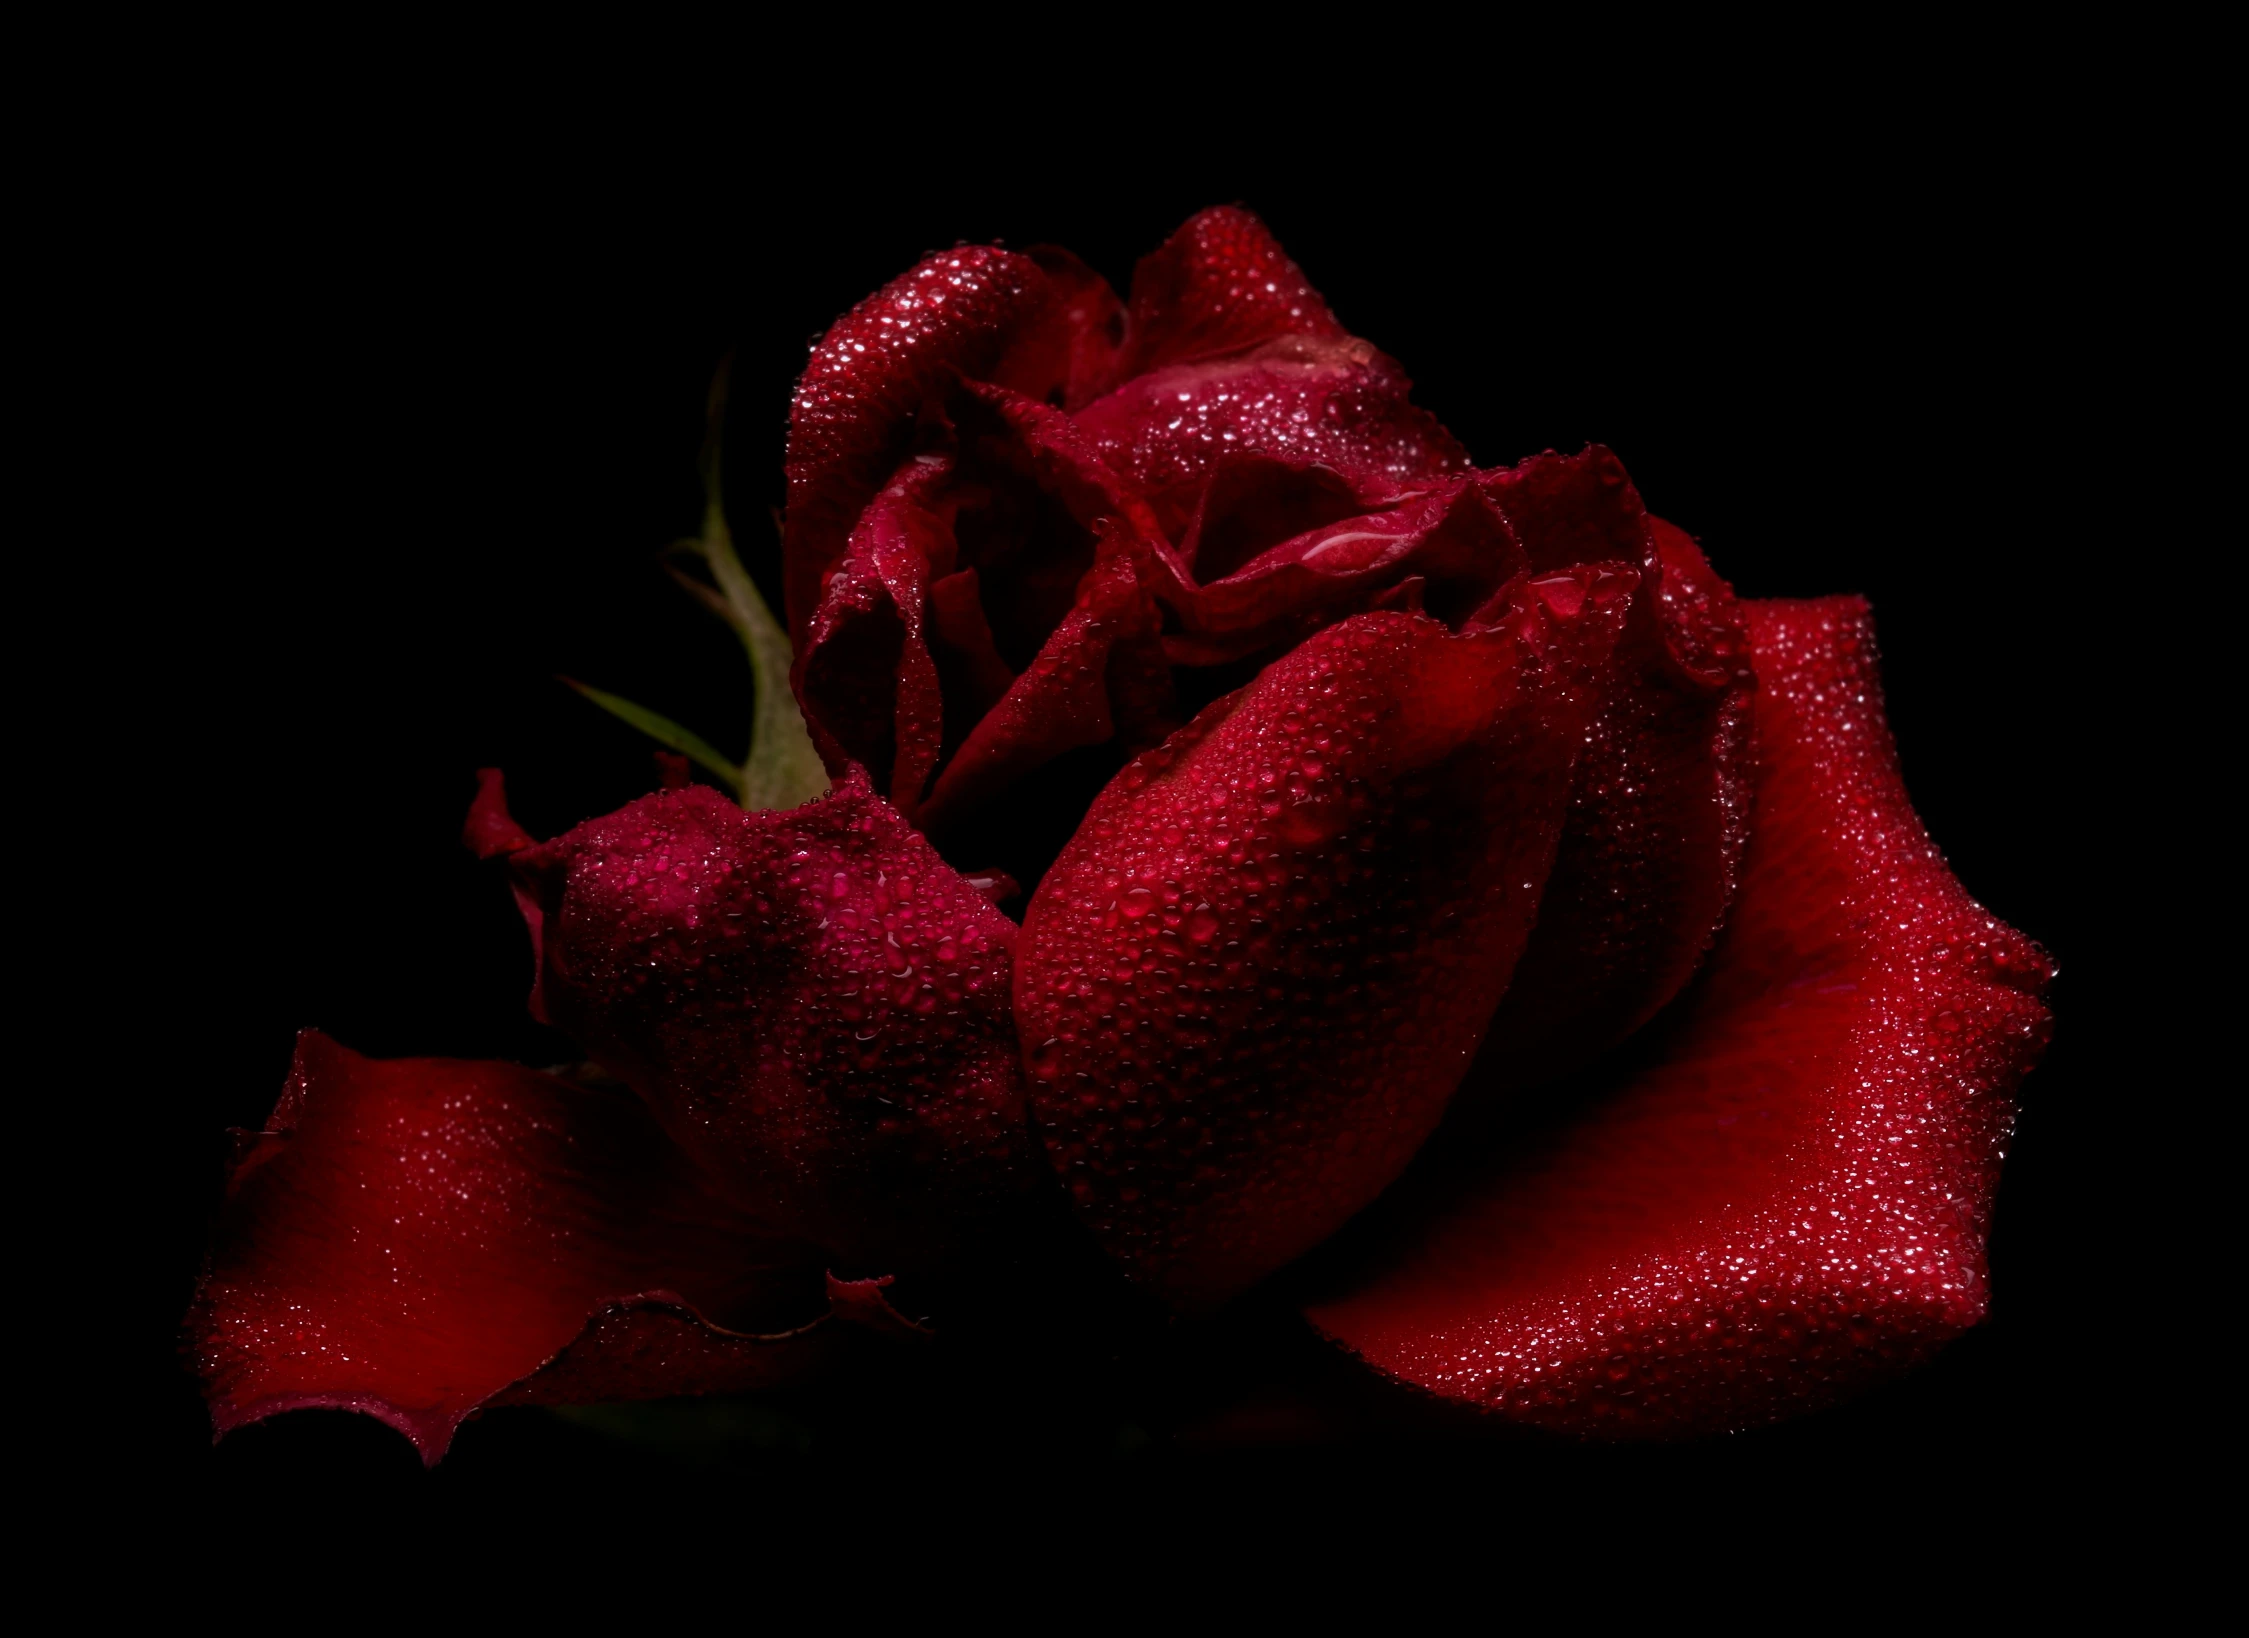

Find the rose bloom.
[{"left": 188, "top": 209, "right": 2051, "bottom": 1459}]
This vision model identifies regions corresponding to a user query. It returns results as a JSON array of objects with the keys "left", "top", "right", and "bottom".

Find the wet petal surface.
[
  {"left": 1121, "top": 205, "right": 1347, "bottom": 374},
  {"left": 1018, "top": 572, "right": 1632, "bottom": 1311},
  {"left": 519, "top": 774, "right": 1033, "bottom": 1273},
  {"left": 785, "top": 246, "right": 1110, "bottom": 634},
  {"left": 1303, "top": 597, "right": 2054, "bottom": 1437},
  {"left": 187, "top": 1033, "right": 834, "bottom": 1463},
  {"left": 1471, "top": 452, "right": 1758, "bottom": 1089}
]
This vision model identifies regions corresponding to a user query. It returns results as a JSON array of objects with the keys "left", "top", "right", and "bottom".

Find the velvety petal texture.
[
  {"left": 782, "top": 207, "right": 1474, "bottom": 894},
  {"left": 1072, "top": 340, "right": 1469, "bottom": 551},
  {"left": 187, "top": 1033, "right": 837, "bottom": 1463},
  {"left": 1302, "top": 597, "right": 2054, "bottom": 1437},
  {"left": 515, "top": 771, "right": 1034, "bottom": 1273},
  {"left": 1119, "top": 204, "right": 1346, "bottom": 374},
  {"left": 784, "top": 244, "right": 1124, "bottom": 637},
  {"left": 1470, "top": 453, "right": 1757, "bottom": 1090},
  {"left": 1016, "top": 568, "right": 1635, "bottom": 1310},
  {"left": 197, "top": 204, "right": 2053, "bottom": 1456}
]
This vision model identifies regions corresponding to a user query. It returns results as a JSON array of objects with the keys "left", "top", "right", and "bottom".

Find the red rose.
[{"left": 188, "top": 209, "right": 2051, "bottom": 1457}]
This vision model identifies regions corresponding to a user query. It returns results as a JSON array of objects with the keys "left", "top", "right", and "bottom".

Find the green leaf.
[
  {"left": 705, "top": 521, "right": 828, "bottom": 812},
  {"left": 683, "top": 356, "right": 830, "bottom": 813},
  {"left": 562, "top": 678, "right": 743, "bottom": 786}
]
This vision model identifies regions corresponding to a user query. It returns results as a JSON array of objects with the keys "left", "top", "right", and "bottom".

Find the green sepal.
[{"left": 670, "top": 357, "right": 830, "bottom": 813}]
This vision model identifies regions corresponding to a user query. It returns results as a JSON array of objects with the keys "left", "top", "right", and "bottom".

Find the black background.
[{"left": 107, "top": 94, "right": 2180, "bottom": 1550}]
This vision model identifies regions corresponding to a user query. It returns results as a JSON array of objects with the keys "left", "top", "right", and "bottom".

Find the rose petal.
[
  {"left": 1167, "top": 478, "right": 1528, "bottom": 665},
  {"left": 796, "top": 386, "right": 1193, "bottom": 843},
  {"left": 1017, "top": 568, "right": 1635, "bottom": 1311},
  {"left": 1025, "top": 244, "right": 1131, "bottom": 410},
  {"left": 186, "top": 1032, "right": 836, "bottom": 1463},
  {"left": 1073, "top": 338, "right": 1471, "bottom": 546},
  {"left": 927, "top": 567, "right": 1017, "bottom": 720},
  {"left": 1302, "top": 596, "right": 2054, "bottom": 1438},
  {"left": 516, "top": 772, "right": 1033, "bottom": 1272},
  {"left": 1121, "top": 206, "right": 1347, "bottom": 375},
  {"left": 795, "top": 453, "right": 955, "bottom": 817},
  {"left": 784, "top": 245, "right": 1117, "bottom": 635},
  {"left": 1174, "top": 453, "right": 1373, "bottom": 584},
  {"left": 465, "top": 768, "right": 550, "bottom": 1018},
  {"left": 482, "top": 1298, "right": 836, "bottom": 1414},
  {"left": 1471, "top": 451, "right": 1758, "bottom": 1087},
  {"left": 916, "top": 521, "right": 1178, "bottom": 843},
  {"left": 945, "top": 380, "right": 1187, "bottom": 664}
]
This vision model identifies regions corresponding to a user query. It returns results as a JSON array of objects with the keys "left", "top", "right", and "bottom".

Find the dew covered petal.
[
  {"left": 1302, "top": 597, "right": 2054, "bottom": 1437},
  {"left": 187, "top": 1034, "right": 837, "bottom": 1463},
  {"left": 516, "top": 772, "right": 1034, "bottom": 1273},
  {"left": 1016, "top": 569, "right": 1633, "bottom": 1311}
]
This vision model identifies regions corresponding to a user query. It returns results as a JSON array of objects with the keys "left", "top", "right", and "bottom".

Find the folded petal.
[
  {"left": 1017, "top": 569, "right": 1634, "bottom": 1311},
  {"left": 917, "top": 521, "right": 1178, "bottom": 843},
  {"left": 1025, "top": 244, "right": 1131, "bottom": 409},
  {"left": 1471, "top": 450, "right": 1758, "bottom": 1087},
  {"left": 944, "top": 380, "right": 1187, "bottom": 662},
  {"left": 1303, "top": 597, "right": 2054, "bottom": 1437},
  {"left": 795, "top": 453, "right": 956, "bottom": 818},
  {"left": 784, "top": 245, "right": 1118, "bottom": 635},
  {"left": 1072, "top": 338, "right": 1471, "bottom": 548},
  {"left": 1121, "top": 206, "right": 1347, "bottom": 375},
  {"left": 517, "top": 774, "right": 1033, "bottom": 1272},
  {"left": 187, "top": 1032, "right": 836, "bottom": 1463},
  {"left": 1168, "top": 478, "right": 1529, "bottom": 665}
]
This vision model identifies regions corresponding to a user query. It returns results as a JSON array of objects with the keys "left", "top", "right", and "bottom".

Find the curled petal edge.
[
  {"left": 186, "top": 1033, "right": 924, "bottom": 1466},
  {"left": 1302, "top": 596, "right": 2054, "bottom": 1438}
]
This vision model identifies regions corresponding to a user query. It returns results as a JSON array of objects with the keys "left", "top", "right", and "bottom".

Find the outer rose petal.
[
  {"left": 1120, "top": 205, "right": 1347, "bottom": 375},
  {"left": 1017, "top": 569, "right": 1634, "bottom": 1312},
  {"left": 1303, "top": 597, "right": 2054, "bottom": 1438},
  {"left": 1472, "top": 451, "right": 1757, "bottom": 1087},
  {"left": 784, "top": 245, "right": 1119, "bottom": 636},
  {"left": 187, "top": 1033, "right": 837, "bottom": 1464},
  {"left": 517, "top": 773, "right": 1032, "bottom": 1272}
]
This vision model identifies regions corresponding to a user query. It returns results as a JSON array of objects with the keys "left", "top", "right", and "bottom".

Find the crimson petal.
[
  {"left": 917, "top": 521, "right": 1179, "bottom": 840},
  {"left": 784, "top": 245, "right": 1118, "bottom": 636},
  {"left": 1167, "top": 478, "right": 1528, "bottom": 665},
  {"left": 1017, "top": 568, "right": 1634, "bottom": 1311},
  {"left": 516, "top": 773, "right": 1033, "bottom": 1273},
  {"left": 1303, "top": 597, "right": 2054, "bottom": 1437},
  {"left": 1472, "top": 450, "right": 1757, "bottom": 1088},
  {"left": 187, "top": 1032, "right": 837, "bottom": 1464},
  {"left": 795, "top": 453, "right": 955, "bottom": 818},
  {"left": 1120, "top": 205, "right": 1347, "bottom": 375},
  {"left": 796, "top": 386, "right": 1191, "bottom": 838},
  {"left": 1025, "top": 244, "right": 1131, "bottom": 410},
  {"left": 1073, "top": 338, "right": 1470, "bottom": 547}
]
